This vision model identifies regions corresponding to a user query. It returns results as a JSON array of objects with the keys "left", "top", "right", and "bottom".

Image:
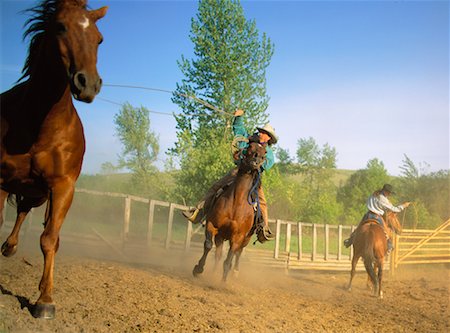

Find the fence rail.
[{"left": 390, "top": 219, "right": 450, "bottom": 274}]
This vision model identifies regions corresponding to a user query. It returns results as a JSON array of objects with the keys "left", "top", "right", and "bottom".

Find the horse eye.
[{"left": 55, "top": 22, "right": 67, "bottom": 34}]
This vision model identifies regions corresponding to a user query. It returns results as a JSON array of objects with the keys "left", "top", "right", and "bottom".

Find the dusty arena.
[{"left": 0, "top": 232, "right": 448, "bottom": 333}]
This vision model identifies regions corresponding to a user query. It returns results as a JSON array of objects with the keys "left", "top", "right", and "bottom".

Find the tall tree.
[
  {"left": 171, "top": 0, "right": 274, "bottom": 203},
  {"left": 295, "top": 137, "right": 342, "bottom": 223},
  {"left": 114, "top": 102, "right": 160, "bottom": 190}
]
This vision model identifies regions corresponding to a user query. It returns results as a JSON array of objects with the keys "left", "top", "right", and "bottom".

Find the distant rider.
[{"left": 344, "top": 184, "right": 410, "bottom": 252}]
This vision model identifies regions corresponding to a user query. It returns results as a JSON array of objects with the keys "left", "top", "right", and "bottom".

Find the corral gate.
[{"left": 390, "top": 219, "right": 450, "bottom": 274}]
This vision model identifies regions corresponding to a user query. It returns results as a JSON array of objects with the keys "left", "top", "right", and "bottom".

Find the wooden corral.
[{"left": 2, "top": 188, "right": 447, "bottom": 274}]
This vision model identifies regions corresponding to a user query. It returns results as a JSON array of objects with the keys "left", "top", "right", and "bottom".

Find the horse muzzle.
[{"left": 71, "top": 71, "right": 102, "bottom": 103}]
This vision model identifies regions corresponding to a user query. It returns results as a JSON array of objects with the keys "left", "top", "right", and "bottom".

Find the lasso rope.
[{"left": 103, "top": 83, "right": 232, "bottom": 117}]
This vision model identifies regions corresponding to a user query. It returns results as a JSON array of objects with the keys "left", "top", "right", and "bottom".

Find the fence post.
[
  {"left": 324, "top": 224, "right": 329, "bottom": 261},
  {"left": 285, "top": 223, "right": 292, "bottom": 253},
  {"left": 274, "top": 219, "right": 281, "bottom": 259},
  {"left": 147, "top": 200, "right": 155, "bottom": 247},
  {"left": 123, "top": 196, "right": 131, "bottom": 247},
  {"left": 185, "top": 220, "right": 193, "bottom": 251},
  {"left": 312, "top": 223, "right": 317, "bottom": 261},
  {"left": 389, "top": 234, "right": 398, "bottom": 277},
  {"left": 337, "top": 225, "right": 343, "bottom": 260},
  {"left": 165, "top": 203, "right": 175, "bottom": 249},
  {"left": 297, "top": 222, "right": 302, "bottom": 260}
]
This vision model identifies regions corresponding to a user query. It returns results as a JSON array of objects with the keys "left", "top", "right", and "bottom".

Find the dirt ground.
[{"left": 0, "top": 235, "right": 449, "bottom": 333}]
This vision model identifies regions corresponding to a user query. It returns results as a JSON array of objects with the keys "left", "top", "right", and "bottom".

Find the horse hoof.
[
  {"left": 32, "top": 303, "right": 55, "bottom": 319},
  {"left": 1, "top": 241, "right": 17, "bottom": 257},
  {"left": 233, "top": 269, "right": 239, "bottom": 278},
  {"left": 192, "top": 265, "right": 203, "bottom": 277}
]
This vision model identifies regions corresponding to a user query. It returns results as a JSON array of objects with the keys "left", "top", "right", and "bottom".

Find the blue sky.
[{"left": 1, "top": 0, "right": 448, "bottom": 176}]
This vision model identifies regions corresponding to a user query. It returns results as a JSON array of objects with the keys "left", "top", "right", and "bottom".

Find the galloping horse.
[
  {"left": 0, "top": 0, "right": 107, "bottom": 318},
  {"left": 347, "top": 212, "right": 402, "bottom": 298},
  {"left": 193, "top": 142, "right": 267, "bottom": 282}
]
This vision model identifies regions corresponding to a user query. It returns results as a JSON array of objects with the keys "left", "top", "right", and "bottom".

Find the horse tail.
[{"left": 363, "top": 228, "right": 377, "bottom": 286}]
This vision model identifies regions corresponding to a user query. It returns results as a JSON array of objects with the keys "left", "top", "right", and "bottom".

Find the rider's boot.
[{"left": 182, "top": 207, "right": 204, "bottom": 224}]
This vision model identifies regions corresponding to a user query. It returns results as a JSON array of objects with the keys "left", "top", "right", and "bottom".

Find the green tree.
[
  {"left": 395, "top": 155, "right": 448, "bottom": 228},
  {"left": 295, "top": 137, "right": 342, "bottom": 223},
  {"left": 171, "top": 0, "right": 274, "bottom": 203},
  {"left": 338, "top": 158, "right": 390, "bottom": 225},
  {"left": 114, "top": 102, "right": 160, "bottom": 191}
]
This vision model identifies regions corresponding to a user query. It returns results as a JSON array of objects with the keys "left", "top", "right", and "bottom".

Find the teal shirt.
[{"left": 232, "top": 116, "right": 275, "bottom": 172}]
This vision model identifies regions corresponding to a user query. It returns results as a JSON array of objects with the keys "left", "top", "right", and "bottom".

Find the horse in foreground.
[
  {"left": 193, "top": 142, "right": 267, "bottom": 282},
  {"left": 0, "top": 0, "right": 107, "bottom": 318},
  {"left": 347, "top": 212, "right": 401, "bottom": 298}
]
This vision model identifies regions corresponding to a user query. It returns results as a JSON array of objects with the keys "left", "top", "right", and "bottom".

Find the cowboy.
[
  {"left": 344, "top": 184, "right": 410, "bottom": 252},
  {"left": 182, "top": 108, "right": 278, "bottom": 243}
]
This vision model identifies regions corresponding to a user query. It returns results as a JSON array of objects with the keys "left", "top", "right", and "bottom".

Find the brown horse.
[
  {"left": 193, "top": 141, "right": 267, "bottom": 282},
  {"left": 0, "top": 0, "right": 107, "bottom": 318},
  {"left": 347, "top": 212, "right": 401, "bottom": 298}
]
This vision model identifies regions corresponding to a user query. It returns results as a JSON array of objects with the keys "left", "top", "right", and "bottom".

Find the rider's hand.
[{"left": 234, "top": 109, "right": 244, "bottom": 117}]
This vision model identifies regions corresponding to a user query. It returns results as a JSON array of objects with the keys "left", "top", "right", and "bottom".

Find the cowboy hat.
[
  {"left": 381, "top": 184, "right": 395, "bottom": 194},
  {"left": 256, "top": 123, "right": 278, "bottom": 145}
]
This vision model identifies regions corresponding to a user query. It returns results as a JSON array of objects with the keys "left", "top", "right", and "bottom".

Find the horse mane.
[{"left": 19, "top": 0, "right": 87, "bottom": 82}]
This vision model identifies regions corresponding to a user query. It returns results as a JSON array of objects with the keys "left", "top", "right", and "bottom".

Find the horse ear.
[{"left": 90, "top": 6, "right": 108, "bottom": 21}]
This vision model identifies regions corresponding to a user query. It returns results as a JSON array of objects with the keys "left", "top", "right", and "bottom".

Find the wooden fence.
[
  {"left": 3, "top": 188, "right": 447, "bottom": 273},
  {"left": 71, "top": 189, "right": 365, "bottom": 271},
  {"left": 390, "top": 219, "right": 450, "bottom": 274}
]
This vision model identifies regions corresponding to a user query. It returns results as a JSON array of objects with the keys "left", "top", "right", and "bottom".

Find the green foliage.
[
  {"left": 337, "top": 158, "right": 390, "bottom": 224},
  {"left": 173, "top": 136, "right": 234, "bottom": 204},
  {"left": 170, "top": 0, "right": 274, "bottom": 203},
  {"left": 292, "top": 137, "right": 342, "bottom": 224},
  {"left": 394, "top": 155, "right": 450, "bottom": 228},
  {"left": 113, "top": 102, "right": 160, "bottom": 192}
]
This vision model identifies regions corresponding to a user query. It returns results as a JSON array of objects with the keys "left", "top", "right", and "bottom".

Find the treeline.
[{"left": 79, "top": 146, "right": 449, "bottom": 230}]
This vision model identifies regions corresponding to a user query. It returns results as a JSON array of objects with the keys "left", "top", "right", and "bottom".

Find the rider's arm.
[
  {"left": 261, "top": 146, "right": 275, "bottom": 171},
  {"left": 378, "top": 195, "right": 405, "bottom": 213},
  {"left": 232, "top": 114, "right": 248, "bottom": 138}
]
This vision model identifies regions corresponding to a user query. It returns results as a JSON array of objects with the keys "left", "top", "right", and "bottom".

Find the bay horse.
[
  {"left": 193, "top": 141, "right": 267, "bottom": 282},
  {"left": 0, "top": 0, "right": 107, "bottom": 319},
  {"left": 347, "top": 212, "right": 402, "bottom": 298}
]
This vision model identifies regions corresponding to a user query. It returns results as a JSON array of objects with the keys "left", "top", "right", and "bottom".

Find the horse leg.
[
  {"left": 34, "top": 180, "right": 74, "bottom": 319},
  {"left": 377, "top": 259, "right": 384, "bottom": 299},
  {"left": 233, "top": 247, "right": 244, "bottom": 277},
  {"left": 193, "top": 222, "right": 216, "bottom": 277},
  {"left": 364, "top": 259, "right": 378, "bottom": 297},
  {"left": 213, "top": 235, "right": 224, "bottom": 273},
  {"left": 1, "top": 197, "right": 33, "bottom": 257},
  {"left": 222, "top": 245, "right": 234, "bottom": 282},
  {"left": 347, "top": 252, "right": 360, "bottom": 291},
  {"left": 0, "top": 189, "right": 8, "bottom": 229}
]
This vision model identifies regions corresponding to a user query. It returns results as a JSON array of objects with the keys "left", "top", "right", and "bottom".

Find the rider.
[
  {"left": 343, "top": 184, "right": 410, "bottom": 253},
  {"left": 182, "top": 108, "right": 278, "bottom": 243}
]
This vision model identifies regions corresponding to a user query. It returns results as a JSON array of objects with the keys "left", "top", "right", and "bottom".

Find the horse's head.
[
  {"left": 241, "top": 142, "right": 266, "bottom": 172},
  {"left": 54, "top": 0, "right": 107, "bottom": 102},
  {"left": 386, "top": 211, "right": 402, "bottom": 234}
]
